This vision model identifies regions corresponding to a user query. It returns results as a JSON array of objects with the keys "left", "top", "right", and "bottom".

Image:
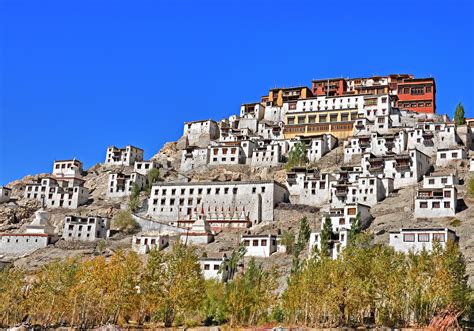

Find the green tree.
[
  {"left": 292, "top": 217, "right": 312, "bottom": 273},
  {"left": 454, "top": 102, "right": 465, "bottom": 125},
  {"left": 220, "top": 242, "right": 246, "bottom": 281},
  {"left": 147, "top": 168, "right": 160, "bottom": 189},
  {"left": 286, "top": 142, "right": 309, "bottom": 170},
  {"left": 347, "top": 213, "right": 361, "bottom": 246},
  {"left": 319, "top": 216, "right": 333, "bottom": 258},
  {"left": 199, "top": 279, "right": 227, "bottom": 326},
  {"left": 279, "top": 230, "right": 295, "bottom": 255},
  {"left": 112, "top": 210, "right": 140, "bottom": 234}
]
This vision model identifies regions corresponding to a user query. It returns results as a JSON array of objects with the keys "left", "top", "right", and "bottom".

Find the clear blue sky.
[{"left": 1, "top": 0, "right": 473, "bottom": 185}]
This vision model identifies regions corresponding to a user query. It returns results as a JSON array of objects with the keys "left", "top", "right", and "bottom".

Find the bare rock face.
[
  {"left": 175, "top": 135, "right": 189, "bottom": 150},
  {"left": 0, "top": 199, "right": 42, "bottom": 229}
]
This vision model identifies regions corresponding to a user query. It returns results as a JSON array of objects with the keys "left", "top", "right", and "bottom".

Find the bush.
[
  {"left": 112, "top": 210, "right": 140, "bottom": 234},
  {"left": 467, "top": 177, "right": 474, "bottom": 198}
]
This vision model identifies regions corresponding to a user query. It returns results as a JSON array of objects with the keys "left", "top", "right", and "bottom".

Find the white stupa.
[{"left": 25, "top": 209, "right": 55, "bottom": 236}]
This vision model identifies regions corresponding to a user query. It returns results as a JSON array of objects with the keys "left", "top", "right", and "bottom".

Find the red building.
[
  {"left": 396, "top": 78, "right": 436, "bottom": 114},
  {"left": 312, "top": 78, "right": 346, "bottom": 96}
]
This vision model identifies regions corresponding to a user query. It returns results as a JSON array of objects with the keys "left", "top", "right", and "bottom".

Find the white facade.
[
  {"left": 322, "top": 203, "right": 372, "bottom": 233},
  {"left": 134, "top": 160, "right": 160, "bottom": 176},
  {"left": 199, "top": 256, "right": 229, "bottom": 282},
  {"left": 180, "top": 147, "right": 210, "bottom": 172},
  {"left": 389, "top": 228, "right": 457, "bottom": 254},
  {"left": 436, "top": 148, "right": 468, "bottom": 167},
  {"left": 52, "top": 159, "right": 83, "bottom": 178},
  {"left": 0, "top": 210, "right": 56, "bottom": 256},
  {"left": 148, "top": 180, "right": 289, "bottom": 225},
  {"left": 105, "top": 145, "right": 144, "bottom": 166},
  {"left": 132, "top": 233, "right": 169, "bottom": 254},
  {"left": 344, "top": 131, "right": 407, "bottom": 163},
  {"left": 24, "top": 177, "right": 89, "bottom": 209},
  {"left": 209, "top": 144, "right": 246, "bottom": 165},
  {"left": 407, "top": 124, "right": 460, "bottom": 156},
  {"left": 286, "top": 168, "right": 333, "bottom": 206},
  {"left": 414, "top": 174, "right": 458, "bottom": 218},
  {"left": 470, "top": 158, "right": 474, "bottom": 171},
  {"left": 183, "top": 120, "right": 219, "bottom": 148},
  {"left": 241, "top": 234, "right": 278, "bottom": 257},
  {"left": 180, "top": 214, "right": 214, "bottom": 245},
  {"left": 361, "top": 149, "right": 431, "bottom": 190},
  {"left": 288, "top": 134, "right": 337, "bottom": 162},
  {"left": 240, "top": 103, "right": 265, "bottom": 120},
  {"left": 330, "top": 176, "right": 392, "bottom": 207},
  {"left": 250, "top": 143, "right": 284, "bottom": 167},
  {"left": 63, "top": 215, "right": 110, "bottom": 241},
  {"left": 107, "top": 172, "right": 147, "bottom": 198},
  {"left": 0, "top": 187, "right": 12, "bottom": 203}
]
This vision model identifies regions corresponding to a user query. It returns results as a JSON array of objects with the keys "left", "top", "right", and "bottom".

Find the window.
[
  {"left": 213, "top": 264, "right": 219, "bottom": 270},
  {"left": 261, "top": 239, "right": 267, "bottom": 246},
  {"left": 426, "top": 86, "right": 432, "bottom": 93},
  {"left": 204, "top": 264, "right": 210, "bottom": 270},
  {"left": 444, "top": 190, "right": 451, "bottom": 198},
  {"left": 418, "top": 233, "right": 430, "bottom": 242},
  {"left": 441, "top": 178, "right": 447, "bottom": 184},
  {"left": 252, "top": 240, "right": 259, "bottom": 246},
  {"left": 433, "top": 233, "right": 445, "bottom": 242},
  {"left": 244, "top": 240, "right": 250, "bottom": 246},
  {"left": 452, "top": 152, "right": 458, "bottom": 158},
  {"left": 444, "top": 201, "right": 451, "bottom": 208},
  {"left": 440, "top": 153, "right": 446, "bottom": 159},
  {"left": 403, "top": 234, "right": 415, "bottom": 242},
  {"left": 420, "top": 202, "right": 428, "bottom": 208},
  {"left": 433, "top": 201, "right": 440, "bottom": 208}
]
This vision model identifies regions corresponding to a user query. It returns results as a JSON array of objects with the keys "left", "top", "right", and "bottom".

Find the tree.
[
  {"left": 347, "top": 213, "right": 361, "bottom": 246},
  {"left": 220, "top": 242, "right": 246, "bottom": 281},
  {"left": 319, "top": 216, "right": 333, "bottom": 258},
  {"left": 128, "top": 183, "right": 142, "bottom": 212},
  {"left": 279, "top": 230, "right": 295, "bottom": 255},
  {"left": 454, "top": 103, "right": 465, "bottom": 125},
  {"left": 112, "top": 210, "right": 140, "bottom": 234},
  {"left": 292, "top": 217, "right": 312, "bottom": 273},
  {"left": 286, "top": 142, "right": 309, "bottom": 170},
  {"left": 147, "top": 168, "right": 160, "bottom": 190}
]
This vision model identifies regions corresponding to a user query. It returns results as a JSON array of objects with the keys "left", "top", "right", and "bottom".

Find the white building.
[
  {"left": 361, "top": 149, "right": 431, "bottom": 190},
  {"left": 107, "top": 172, "right": 147, "bottom": 198},
  {"left": 344, "top": 131, "right": 407, "bottom": 163},
  {"left": 134, "top": 160, "right": 160, "bottom": 176},
  {"left": 389, "top": 228, "right": 457, "bottom": 253},
  {"left": 199, "top": 255, "right": 230, "bottom": 282},
  {"left": 241, "top": 234, "right": 278, "bottom": 257},
  {"left": 183, "top": 120, "right": 220, "bottom": 148},
  {"left": 105, "top": 145, "right": 144, "bottom": 166},
  {"left": 62, "top": 215, "right": 110, "bottom": 241},
  {"left": 407, "top": 123, "right": 461, "bottom": 156},
  {"left": 52, "top": 159, "right": 83, "bottom": 178},
  {"left": 309, "top": 203, "right": 371, "bottom": 259},
  {"left": 209, "top": 143, "right": 247, "bottom": 165},
  {"left": 0, "top": 187, "right": 12, "bottom": 203},
  {"left": 24, "top": 177, "right": 89, "bottom": 209},
  {"left": 330, "top": 175, "right": 392, "bottom": 207},
  {"left": 286, "top": 168, "right": 333, "bottom": 206},
  {"left": 414, "top": 174, "right": 458, "bottom": 218},
  {"left": 250, "top": 142, "right": 284, "bottom": 167},
  {"left": 436, "top": 148, "right": 468, "bottom": 167},
  {"left": 288, "top": 134, "right": 337, "bottom": 162},
  {"left": 148, "top": 180, "right": 289, "bottom": 225},
  {"left": 132, "top": 233, "right": 169, "bottom": 254},
  {"left": 180, "top": 147, "right": 210, "bottom": 172},
  {"left": 0, "top": 209, "right": 57, "bottom": 256},
  {"left": 470, "top": 157, "right": 474, "bottom": 171},
  {"left": 240, "top": 103, "right": 265, "bottom": 120}
]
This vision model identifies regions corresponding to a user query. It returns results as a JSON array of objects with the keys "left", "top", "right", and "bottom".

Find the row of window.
[
  {"left": 398, "top": 101, "right": 433, "bottom": 108},
  {"left": 153, "top": 186, "right": 266, "bottom": 196},
  {"left": 403, "top": 233, "right": 444, "bottom": 242},
  {"left": 419, "top": 201, "right": 451, "bottom": 209},
  {"left": 243, "top": 238, "right": 277, "bottom": 247},
  {"left": 398, "top": 86, "right": 432, "bottom": 95}
]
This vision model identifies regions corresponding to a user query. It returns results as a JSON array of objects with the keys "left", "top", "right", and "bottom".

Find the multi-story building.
[
  {"left": 105, "top": 145, "right": 144, "bottom": 166},
  {"left": 24, "top": 177, "right": 89, "bottom": 209},
  {"left": 361, "top": 149, "right": 431, "bottom": 189},
  {"left": 148, "top": 180, "right": 289, "bottom": 225},
  {"left": 414, "top": 174, "right": 458, "bottom": 218},
  {"left": 436, "top": 148, "right": 468, "bottom": 167},
  {"left": 52, "top": 159, "right": 83, "bottom": 178},
  {"left": 344, "top": 130, "right": 408, "bottom": 163},
  {"left": 309, "top": 203, "right": 371, "bottom": 259},
  {"left": 132, "top": 233, "right": 169, "bottom": 254},
  {"left": 180, "top": 147, "right": 210, "bottom": 172},
  {"left": 250, "top": 142, "right": 285, "bottom": 167},
  {"left": 62, "top": 215, "right": 110, "bottom": 241},
  {"left": 0, "top": 187, "right": 12, "bottom": 203},
  {"left": 240, "top": 103, "right": 265, "bottom": 120},
  {"left": 183, "top": 119, "right": 220, "bottom": 148},
  {"left": 396, "top": 78, "right": 436, "bottom": 114},
  {"left": 389, "top": 228, "right": 457, "bottom": 253},
  {"left": 107, "top": 172, "right": 147, "bottom": 198},
  {"left": 407, "top": 122, "right": 461, "bottom": 156},
  {"left": 209, "top": 142, "right": 247, "bottom": 165},
  {"left": 286, "top": 168, "right": 334, "bottom": 206},
  {"left": 261, "top": 86, "right": 313, "bottom": 107},
  {"left": 134, "top": 160, "right": 160, "bottom": 176},
  {"left": 288, "top": 134, "right": 338, "bottom": 162}
]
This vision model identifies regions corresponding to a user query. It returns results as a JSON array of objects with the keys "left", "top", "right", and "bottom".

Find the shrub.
[{"left": 112, "top": 210, "right": 140, "bottom": 234}]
